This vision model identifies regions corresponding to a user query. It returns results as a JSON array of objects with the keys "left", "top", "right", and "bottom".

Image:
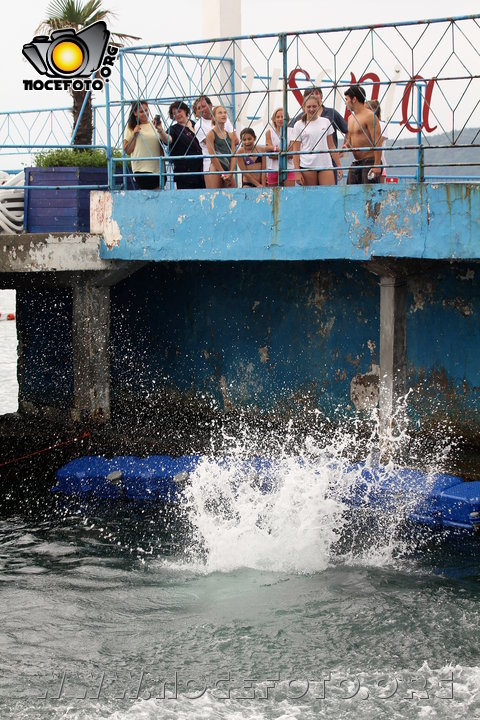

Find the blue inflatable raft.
[{"left": 53, "top": 455, "right": 480, "bottom": 532}]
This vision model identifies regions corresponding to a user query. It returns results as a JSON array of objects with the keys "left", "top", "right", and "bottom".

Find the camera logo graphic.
[{"left": 22, "top": 21, "right": 110, "bottom": 79}]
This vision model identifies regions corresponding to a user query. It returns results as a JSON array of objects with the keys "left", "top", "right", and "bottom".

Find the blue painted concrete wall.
[
  {"left": 18, "top": 288, "right": 73, "bottom": 407},
  {"left": 407, "top": 265, "right": 480, "bottom": 429},
  {"left": 98, "top": 184, "right": 480, "bottom": 262},
  {"left": 17, "top": 182, "right": 480, "bottom": 435},
  {"left": 17, "top": 260, "right": 480, "bottom": 438},
  {"left": 109, "top": 262, "right": 379, "bottom": 414}
]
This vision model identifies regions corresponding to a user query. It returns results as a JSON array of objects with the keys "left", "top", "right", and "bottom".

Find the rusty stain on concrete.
[
  {"left": 458, "top": 269, "right": 475, "bottom": 281},
  {"left": 350, "top": 364, "right": 380, "bottom": 411},
  {"left": 255, "top": 190, "right": 272, "bottom": 204},
  {"left": 365, "top": 200, "right": 381, "bottom": 222},
  {"left": 271, "top": 188, "right": 280, "bottom": 248},
  {"left": 409, "top": 279, "right": 434, "bottom": 313},
  {"left": 355, "top": 229, "right": 376, "bottom": 250},
  {"left": 259, "top": 345, "right": 269, "bottom": 363},
  {"left": 384, "top": 214, "right": 409, "bottom": 237},
  {"left": 442, "top": 297, "right": 473, "bottom": 317}
]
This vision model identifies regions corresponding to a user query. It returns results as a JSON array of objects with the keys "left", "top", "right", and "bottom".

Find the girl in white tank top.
[{"left": 265, "top": 108, "right": 296, "bottom": 187}]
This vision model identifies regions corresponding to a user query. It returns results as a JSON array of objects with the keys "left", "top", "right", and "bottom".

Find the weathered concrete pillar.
[
  {"left": 379, "top": 275, "right": 407, "bottom": 433},
  {"left": 71, "top": 284, "right": 110, "bottom": 423}
]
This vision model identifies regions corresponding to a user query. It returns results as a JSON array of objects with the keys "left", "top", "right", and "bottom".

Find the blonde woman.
[
  {"left": 292, "top": 94, "right": 342, "bottom": 186},
  {"left": 205, "top": 106, "right": 237, "bottom": 188},
  {"left": 265, "top": 108, "right": 296, "bottom": 186}
]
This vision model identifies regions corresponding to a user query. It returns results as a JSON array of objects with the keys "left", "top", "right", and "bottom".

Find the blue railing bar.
[
  {"left": 118, "top": 14, "right": 480, "bottom": 53},
  {"left": 0, "top": 106, "right": 74, "bottom": 116},
  {"left": 119, "top": 50, "right": 130, "bottom": 194},
  {"left": 104, "top": 79, "right": 113, "bottom": 190},
  {"left": 122, "top": 49, "right": 232, "bottom": 64},
  {"left": 416, "top": 82, "right": 425, "bottom": 182},
  {"left": 1, "top": 144, "right": 108, "bottom": 150},
  {"left": 2, "top": 72, "right": 479, "bottom": 121},
  {"left": 118, "top": 143, "right": 480, "bottom": 161},
  {"left": 71, "top": 71, "right": 96, "bottom": 145}
]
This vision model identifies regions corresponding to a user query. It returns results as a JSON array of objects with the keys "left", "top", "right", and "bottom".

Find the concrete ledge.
[
  {"left": 0, "top": 232, "right": 121, "bottom": 273},
  {"left": 92, "top": 183, "right": 480, "bottom": 262}
]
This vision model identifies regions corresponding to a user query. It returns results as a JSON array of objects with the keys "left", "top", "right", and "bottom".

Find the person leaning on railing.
[
  {"left": 344, "top": 84, "right": 382, "bottom": 184},
  {"left": 155, "top": 101, "right": 205, "bottom": 190},
  {"left": 193, "top": 96, "right": 234, "bottom": 175},
  {"left": 123, "top": 100, "right": 165, "bottom": 189},
  {"left": 265, "top": 107, "right": 296, "bottom": 187},
  {"left": 205, "top": 106, "right": 237, "bottom": 189},
  {"left": 292, "top": 94, "right": 342, "bottom": 186}
]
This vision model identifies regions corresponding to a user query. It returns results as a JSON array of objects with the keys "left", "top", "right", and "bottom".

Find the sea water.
[{"left": 1, "top": 291, "right": 480, "bottom": 720}]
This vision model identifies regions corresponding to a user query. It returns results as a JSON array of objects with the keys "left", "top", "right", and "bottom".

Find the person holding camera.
[
  {"left": 123, "top": 100, "right": 165, "bottom": 189},
  {"left": 154, "top": 101, "right": 205, "bottom": 190}
]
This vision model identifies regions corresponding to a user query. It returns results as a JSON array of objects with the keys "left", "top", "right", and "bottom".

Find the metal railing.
[{"left": 0, "top": 15, "right": 479, "bottom": 191}]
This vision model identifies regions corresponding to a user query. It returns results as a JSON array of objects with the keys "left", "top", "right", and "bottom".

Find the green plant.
[{"left": 34, "top": 147, "right": 122, "bottom": 167}]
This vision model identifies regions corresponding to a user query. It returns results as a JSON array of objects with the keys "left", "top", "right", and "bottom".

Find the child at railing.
[
  {"left": 236, "top": 128, "right": 265, "bottom": 187},
  {"left": 205, "top": 106, "right": 237, "bottom": 189},
  {"left": 265, "top": 108, "right": 296, "bottom": 187},
  {"left": 123, "top": 100, "right": 165, "bottom": 189},
  {"left": 292, "top": 94, "right": 341, "bottom": 186}
]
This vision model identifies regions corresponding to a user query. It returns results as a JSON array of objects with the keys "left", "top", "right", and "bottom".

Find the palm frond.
[{"left": 36, "top": 0, "right": 138, "bottom": 44}]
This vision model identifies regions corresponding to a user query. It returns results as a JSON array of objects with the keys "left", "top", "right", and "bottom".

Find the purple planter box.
[{"left": 24, "top": 166, "right": 109, "bottom": 233}]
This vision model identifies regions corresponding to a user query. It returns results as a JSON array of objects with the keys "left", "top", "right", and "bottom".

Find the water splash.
[
  {"left": 180, "top": 453, "right": 345, "bottom": 573},
  {"left": 177, "top": 402, "right": 461, "bottom": 574}
]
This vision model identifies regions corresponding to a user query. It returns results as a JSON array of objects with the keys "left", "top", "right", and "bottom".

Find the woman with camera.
[
  {"left": 124, "top": 100, "right": 164, "bottom": 189},
  {"left": 154, "top": 101, "right": 205, "bottom": 190}
]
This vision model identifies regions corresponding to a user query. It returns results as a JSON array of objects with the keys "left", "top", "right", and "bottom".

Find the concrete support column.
[
  {"left": 379, "top": 275, "right": 407, "bottom": 433},
  {"left": 71, "top": 284, "right": 110, "bottom": 423}
]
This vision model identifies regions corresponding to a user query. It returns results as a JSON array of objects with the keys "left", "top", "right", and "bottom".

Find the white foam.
[{"left": 181, "top": 453, "right": 346, "bottom": 574}]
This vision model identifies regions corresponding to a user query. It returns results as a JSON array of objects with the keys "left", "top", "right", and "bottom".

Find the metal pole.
[
  {"left": 119, "top": 51, "right": 128, "bottom": 190},
  {"left": 105, "top": 80, "right": 113, "bottom": 190},
  {"left": 279, "top": 33, "right": 288, "bottom": 186},
  {"left": 416, "top": 82, "right": 424, "bottom": 183}
]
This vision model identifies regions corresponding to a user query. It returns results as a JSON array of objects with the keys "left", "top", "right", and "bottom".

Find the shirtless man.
[{"left": 344, "top": 85, "right": 382, "bottom": 184}]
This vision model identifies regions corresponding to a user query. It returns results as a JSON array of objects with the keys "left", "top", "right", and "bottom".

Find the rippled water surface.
[{"left": 1, "top": 473, "right": 480, "bottom": 720}]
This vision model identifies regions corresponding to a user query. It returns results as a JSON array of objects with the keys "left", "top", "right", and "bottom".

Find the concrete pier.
[
  {"left": 379, "top": 274, "right": 407, "bottom": 434},
  {"left": 72, "top": 283, "right": 110, "bottom": 423},
  {"left": 2, "top": 183, "right": 480, "bottom": 450}
]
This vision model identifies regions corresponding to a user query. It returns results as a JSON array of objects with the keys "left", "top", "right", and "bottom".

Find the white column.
[
  {"left": 202, "top": 0, "right": 242, "bottom": 125},
  {"left": 379, "top": 275, "right": 407, "bottom": 434},
  {"left": 202, "top": 0, "right": 241, "bottom": 38}
]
